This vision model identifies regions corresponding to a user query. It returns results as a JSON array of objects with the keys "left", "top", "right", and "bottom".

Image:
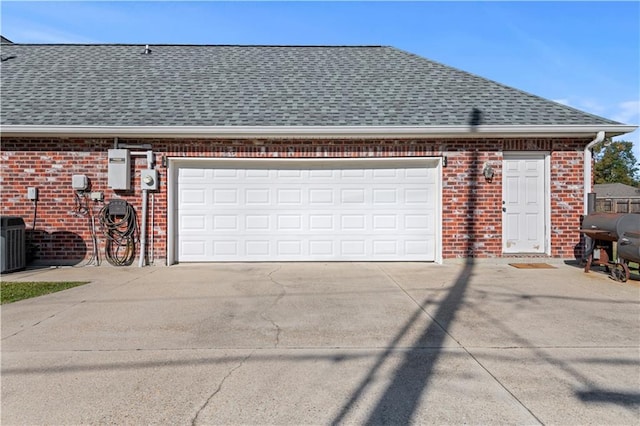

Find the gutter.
[
  {"left": 584, "top": 131, "right": 605, "bottom": 215},
  {"left": 0, "top": 124, "right": 637, "bottom": 139}
]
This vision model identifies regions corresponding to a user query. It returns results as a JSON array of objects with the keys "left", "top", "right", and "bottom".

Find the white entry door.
[
  {"left": 502, "top": 153, "right": 547, "bottom": 254},
  {"left": 175, "top": 158, "right": 440, "bottom": 262}
]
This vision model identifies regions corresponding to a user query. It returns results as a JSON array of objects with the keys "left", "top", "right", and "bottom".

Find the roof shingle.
[
  {"left": 0, "top": 44, "right": 624, "bottom": 128},
  {"left": 594, "top": 183, "right": 640, "bottom": 198}
]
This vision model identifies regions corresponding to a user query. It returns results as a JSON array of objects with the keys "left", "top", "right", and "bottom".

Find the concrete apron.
[{"left": 1, "top": 261, "right": 639, "bottom": 425}]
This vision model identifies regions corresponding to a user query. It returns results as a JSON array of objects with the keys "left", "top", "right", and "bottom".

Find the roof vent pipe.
[
  {"left": 142, "top": 45, "right": 151, "bottom": 55},
  {"left": 584, "top": 130, "right": 605, "bottom": 214}
]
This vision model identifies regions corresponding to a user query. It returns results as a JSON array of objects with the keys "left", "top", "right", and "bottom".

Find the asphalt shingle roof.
[
  {"left": 0, "top": 44, "right": 623, "bottom": 128},
  {"left": 594, "top": 183, "right": 640, "bottom": 198}
]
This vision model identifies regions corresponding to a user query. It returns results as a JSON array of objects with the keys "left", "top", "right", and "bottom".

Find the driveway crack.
[
  {"left": 191, "top": 351, "right": 254, "bottom": 426},
  {"left": 463, "top": 347, "right": 544, "bottom": 424},
  {"left": 259, "top": 265, "right": 285, "bottom": 348},
  {"left": 376, "top": 264, "right": 543, "bottom": 425}
]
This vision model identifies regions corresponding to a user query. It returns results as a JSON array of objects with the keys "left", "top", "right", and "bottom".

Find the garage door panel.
[
  {"left": 373, "top": 189, "right": 397, "bottom": 204},
  {"left": 373, "top": 240, "right": 397, "bottom": 255},
  {"left": 277, "top": 215, "right": 303, "bottom": 230},
  {"left": 177, "top": 160, "right": 439, "bottom": 261},
  {"left": 405, "top": 240, "right": 432, "bottom": 256},
  {"left": 181, "top": 241, "right": 206, "bottom": 257},
  {"left": 181, "top": 189, "right": 206, "bottom": 205},
  {"left": 406, "top": 167, "right": 430, "bottom": 178},
  {"left": 341, "top": 215, "right": 366, "bottom": 230},
  {"left": 341, "top": 169, "right": 366, "bottom": 178},
  {"left": 406, "top": 167, "right": 437, "bottom": 183},
  {"left": 212, "top": 189, "right": 238, "bottom": 204},
  {"left": 341, "top": 189, "right": 366, "bottom": 204},
  {"left": 373, "top": 168, "right": 397, "bottom": 178},
  {"left": 213, "top": 240, "right": 238, "bottom": 256},
  {"left": 277, "top": 240, "right": 303, "bottom": 256},
  {"left": 246, "top": 240, "right": 270, "bottom": 256},
  {"left": 213, "top": 169, "right": 239, "bottom": 178},
  {"left": 405, "top": 214, "right": 433, "bottom": 231},
  {"left": 309, "top": 215, "right": 334, "bottom": 231},
  {"left": 245, "top": 169, "right": 270, "bottom": 178},
  {"left": 180, "top": 214, "right": 206, "bottom": 231},
  {"left": 181, "top": 169, "right": 207, "bottom": 179},
  {"left": 309, "top": 240, "right": 333, "bottom": 256},
  {"left": 245, "top": 189, "right": 270, "bottom": 205},
  {"left": 341, "top": 240, "right": 366, "bottom": 256},
  {"left": 309, "top": 169, "right": 333, "bottom": 178},
  {"left": 373, "top": 215, "right": 398, "bottom": 230},
  {"left": 278, "top": 169, "right": 303, "bottom": 178},
  {"left": 405, "top": 188, "right": 431, "bottom": 204},
  {"left": 309, "top": 189, "right": 334, "bottom": 205},
  {"left": 245, "top": 215, "right": 270, "bottom": 231},
  {"left": 277, "top": 189, "right": 302, "bottom": 204},
  {"left": 213, "top": 215, "right": 238, "bottom": 231}
]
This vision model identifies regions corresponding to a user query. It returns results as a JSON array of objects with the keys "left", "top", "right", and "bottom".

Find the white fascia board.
[{"left": 1, "top": 124, "right": 637, "bottom": 139}]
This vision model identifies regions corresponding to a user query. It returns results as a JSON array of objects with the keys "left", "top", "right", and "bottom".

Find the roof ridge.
[{"left": 0, "top": 43, "right": 387, "bottom": 48}]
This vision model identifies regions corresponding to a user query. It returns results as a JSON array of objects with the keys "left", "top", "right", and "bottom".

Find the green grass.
[{"left": 1, "top": 281, "right": 90, "bottom": 304}]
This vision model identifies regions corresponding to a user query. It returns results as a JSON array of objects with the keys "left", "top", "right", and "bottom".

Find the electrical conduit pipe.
[
  {"left": 138, "top": 150, "right": 154, "bottom": 267},
  {"left": 139, "top": 188, "right": 148, "bottom": 267},
  {"left": 128, "top": 150, "right": 154, "bottom": 267}
]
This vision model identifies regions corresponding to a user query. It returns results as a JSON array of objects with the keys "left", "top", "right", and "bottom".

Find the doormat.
[{"left": 509, "top": 263, "right": 557, "bottom": 269}]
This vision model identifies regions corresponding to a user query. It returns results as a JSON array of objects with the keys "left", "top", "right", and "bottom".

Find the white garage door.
[{"left": 176, "top": 159, "right": 439, "bottom": 262}]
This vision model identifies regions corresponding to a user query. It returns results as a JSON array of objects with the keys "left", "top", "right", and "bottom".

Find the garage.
[{"left": 170, "top": 158, "right": 441, "bottom": 262}]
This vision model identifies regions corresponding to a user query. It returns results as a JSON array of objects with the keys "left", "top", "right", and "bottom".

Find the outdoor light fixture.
[{"left": 482, "top": 162, "right": 495, "bottom": 182}]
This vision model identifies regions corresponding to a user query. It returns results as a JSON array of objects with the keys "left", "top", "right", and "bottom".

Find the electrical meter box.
[
  {"left": 140, "top": 169, "right": 159, "bottom": 191},
  {"left": 108, "top": 149, "right": 131, "bottom": 190}
]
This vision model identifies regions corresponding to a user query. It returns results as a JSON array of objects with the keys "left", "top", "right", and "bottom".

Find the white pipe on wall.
[
  {"left": 150, "top": 192, "right": 155, "bottom": 265},
  {"left": 139, "top": 189, "right": 148, "bottom": 267},
  {"left": 130, "top": 150, "right": 155, "bottom": 268},
  {"left": 584, "top": 131, "right": 605, "bottom": 215}
]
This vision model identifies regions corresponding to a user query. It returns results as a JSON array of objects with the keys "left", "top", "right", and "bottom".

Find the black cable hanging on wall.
[
  {"left": 74, "top": 191, "right": 101, "bottom": 266},
  {"left": 99, "top": 200, "right": 139, "bottom": 266}
]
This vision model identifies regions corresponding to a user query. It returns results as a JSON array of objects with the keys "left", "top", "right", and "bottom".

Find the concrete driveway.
[{"left": 2, "top": 261, "right": 639, "bottom": 425}]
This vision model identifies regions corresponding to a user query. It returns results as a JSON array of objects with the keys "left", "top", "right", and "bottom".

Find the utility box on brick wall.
[{"left": 108, "top": 149, "right": 131, "bottom": 190}]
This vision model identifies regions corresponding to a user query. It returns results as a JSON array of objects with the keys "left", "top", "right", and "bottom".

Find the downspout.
[{"left": 584, "top": 131, "right": 605, "bottom": 215}]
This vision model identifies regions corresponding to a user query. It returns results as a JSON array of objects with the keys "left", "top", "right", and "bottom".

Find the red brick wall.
[
  {"left": 0, "top": 137, "right": 589, "bottom": 264},
  {"left": 550, "top": 140, "right": 589, "bottom": 258}
]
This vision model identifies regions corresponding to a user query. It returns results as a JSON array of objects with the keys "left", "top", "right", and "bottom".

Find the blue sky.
[{"left": 2, "top": 1, "right": 639, "bottom": 160}]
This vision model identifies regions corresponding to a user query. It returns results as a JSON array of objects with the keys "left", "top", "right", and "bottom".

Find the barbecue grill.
[{"left": 580, "top": 213, "right": 640, "bottom": 282}]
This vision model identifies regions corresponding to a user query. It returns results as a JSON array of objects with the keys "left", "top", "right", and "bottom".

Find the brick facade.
[{"left": 0, "top": 137, "right": 590, "bottom": 264}]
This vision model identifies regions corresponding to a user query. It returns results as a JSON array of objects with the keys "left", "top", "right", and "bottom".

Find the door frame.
[
  {"left": 502, "top": 151, "right": 551, "bottom": 255},
  {"left": 167, "top": 156, "right": 443, "bottom": 265}
]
